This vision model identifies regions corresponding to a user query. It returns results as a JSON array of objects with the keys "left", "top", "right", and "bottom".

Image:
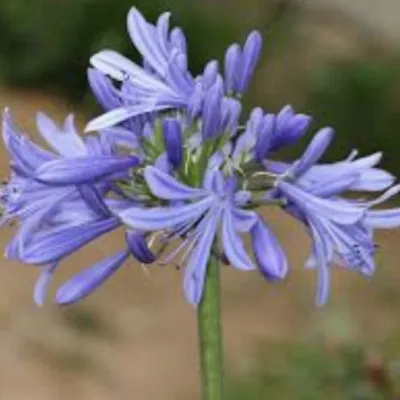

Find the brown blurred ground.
[{"left": 0, "top": 90, "right": 399, "bottom": 399}]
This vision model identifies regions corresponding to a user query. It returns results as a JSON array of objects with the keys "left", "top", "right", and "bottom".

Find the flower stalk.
[{"left": 197, "top": 254, "right": 224, "bottom": 400}]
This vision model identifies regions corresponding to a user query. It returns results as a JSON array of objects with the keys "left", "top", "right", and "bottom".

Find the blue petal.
[
  {"left": 100, "top": 126, "right": 140, "bottom": 149},
  {"left": 144, "top": 166, "right": 206, "bottom": 200},
  {"left": 231, "top": 208, "right": 257, "bottom": 232},
  {"left": 202, "top": 60, "right": 219, "bottom": 89},
  {"left": 176, "top": 52, "right": 189, "bottom": 73},
  {"left": 223, "top": 175, "right": 238, "bottom": 195},
  {"left": 21, "top": 217, "right": 120, "bottom": 264},
  {"left": 221, "top": 210, "right": 255, "bottom": 270},
  {"left": 221, "top": 98, "right": 242, "bottom": 133},
  {"left": 33, "top": 263, "right": 58, "bottom": 306},
  {"left": 5, "top": 236, "right": 20, "bottom": 260},
  {"left": 351, "top": 152, "right": 382, "bottom": 169},
  {"left": 202, "top": 77, "right": 224, "bottom": 139},
  {"left": 275, "top": 105, "right": 294, "bottom": 131},
  {"left": 255, "top": 114, "right": 274, "bottom": 162},
  {"left": 56, "top": 250, "right": 129, "bottom": 305},
  {"left": 85, "top": 134, "right": 113, "bottom": 157},
  {"left": 236, "top": 31, "right": 262, "bottom": 93},
  {"left": 36, "top": 155, "right": 140, "bottom": 185},
  {"left": 224, "top": 43, "right": 240, "bottom": 93},
  {"left": 284, "top": 114, "right": 312, "bottom": 140},
  {"left": 14, "top": 186, "right": 76, "bottom": 222},
  {"left": 49, "top": 199, "right": 99, "bottom": 226},
  {"left": 207, "top": 151, "right": 225, "bottom": 171},
  {"left": 279, "top": 181, "right": 364, "bottom": 225},
  {"left": 308, "top": 173, "right": 360, "bottom": 197},
  {"left": 270, "top": 113, "right": 312, "bottom": 151},
  {"left": 3, "top": 109, "right": 54, "bottom": 174},
  {"left": 169, "top": 28, "right": 187, "bottom": 54},
  {"left": 263, "top": 160, "right": 290, "bottom": 175},
  {"left": 232, "top": 130, "right": 256, "bottom": 161},
  {"left": 233, "top": 190, "right": 251, "bottom": 207},
  {"left": 78, "top": 185, "right": 111, "bottom": 218},
  {"left": 248, "top": 107, "right": 264, "bottom": 133},
  {"left": 85, "top": 104, "right": 170, "bottom": 132},
  {"left": 87, "top": 68, "right": 121, "bottom": 110},
  {"left": 183, "top": 209, "right": 220, "bottom": 305},
  {"left": 126, "top": 231, "right": 155, "bottom": 264},
  {"left": 127, "top": 8, "right": 169, "bottom": 77},
  {"left": 90, "top": 50, "right": 171, "bottom": 91},
  {"left": 203, "top": 168, "right": 224, "bottom": 195},
  {"left": 304, "top": 153, "right": 381, "bottom": 182},
  {"left": 352, "top": 168, "right": 395, "bottom": 191},
  {"left": 366, "top": 184, "right": 400, "bottom": 206},
  {"left": 308, "top": 221, "right": 330, "bottom": 306},
  {"left": 232, "top": 107, "right": 264, "bottom": 159},
  {"left": 188, "top": 81, "right": 205, "bottom": 119},
  {"left": 250, "top": 219, "right": 288, "bottom": 280},
  {"left": 156, "top": 12, "right": 171, "bottom": 55},
  {"left": 302, "top": 152, "right": 389, "bottom": 192},
  {"left": 309, "top": 215, "right": 375, "bottom": 277},
  {"left": 293, "top": 127, "right": 334, "bottom": 177},
  {"left": 36, "top": 113, "right": 87, "bottom": 158},
  {"left": 14, "top": 191, "right": 72, "bottom": 254},
  {"left": 165, "top": 55, "right": 193, "bottom": 95},
  {"left": 313, "top": 217, "right": 370, "bottom": 270},
  {"left": 119, "top": 196, "right": 213, "bottom": 231},
  {"left": 152, "top": 153, "right": 170, "bottom": 174},
  {"left": 162, "top": 118, "right": 183, "bottom": 169},
  {"left": 316, "top": 255, "right": 330, "bottom": 307},
  {"left": 365, "top": 208, "right": 400, "bottom": 228}
]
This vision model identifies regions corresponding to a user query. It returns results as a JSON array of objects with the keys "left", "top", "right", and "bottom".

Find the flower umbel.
[{"left": 1, "top": 6, "right": 400, "bottom": 310}]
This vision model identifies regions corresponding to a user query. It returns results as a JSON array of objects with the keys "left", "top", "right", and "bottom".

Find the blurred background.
[{"left": 0, "top": 0, "right": 399, "bottom": 399}]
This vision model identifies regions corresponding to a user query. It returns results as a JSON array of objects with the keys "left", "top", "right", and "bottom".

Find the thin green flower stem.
[{"left": 197, "top": 255, "right": 224, "bottom": 400}]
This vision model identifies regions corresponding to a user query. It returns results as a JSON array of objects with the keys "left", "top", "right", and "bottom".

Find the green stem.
[{"left": 197, "top": 255, "right": 224, "bottom": 400}]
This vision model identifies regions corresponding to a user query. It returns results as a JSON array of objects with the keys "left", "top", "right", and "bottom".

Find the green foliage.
[
  {"left": 227, "top": 342, "right": 392, "bottom": 399},
  {"left": 0, "top": 0, "right": 239, "bottom": 100},
  {"left": 307, "top": 58, "right": 400, "bottom": 175}
]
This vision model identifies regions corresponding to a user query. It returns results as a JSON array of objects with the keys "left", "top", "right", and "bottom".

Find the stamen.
[
  {"left": 168, "top": 215, "right": 202, "bottom": 241},
  {"left": 159, "top": 236, "right": 191, "bottom": 265},
  {"left": 148, "top": 231, "right": 162, "bottom": 248}
]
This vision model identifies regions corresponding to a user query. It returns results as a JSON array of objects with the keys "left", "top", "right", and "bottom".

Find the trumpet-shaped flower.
[
  {"left": 265, "top": 126, "right": 400, "bottom": 305},
  {"left": 118, "top": 166, "right": 287, "bottom": 305}
]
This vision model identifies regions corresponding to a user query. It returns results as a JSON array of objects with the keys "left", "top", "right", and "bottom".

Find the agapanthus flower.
[
  {"left": 85, "top": 8, "right": 258, "bottom": 132},
  {"left": 118, "top": 165, "right": 287, "bottom": 305},
  {"left": 0, "top": 110, "right": 152, "bottom": 306},
  {"left": 261, "top": 128, "right": 400, "bottom": 305},
  {"left": 2, "top": 6, "right": 400, "bottom": 308}
]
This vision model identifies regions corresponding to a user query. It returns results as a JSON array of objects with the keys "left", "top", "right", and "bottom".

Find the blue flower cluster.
[{"left": 2, "top": 8, "right": 400, "bottom": 307}]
